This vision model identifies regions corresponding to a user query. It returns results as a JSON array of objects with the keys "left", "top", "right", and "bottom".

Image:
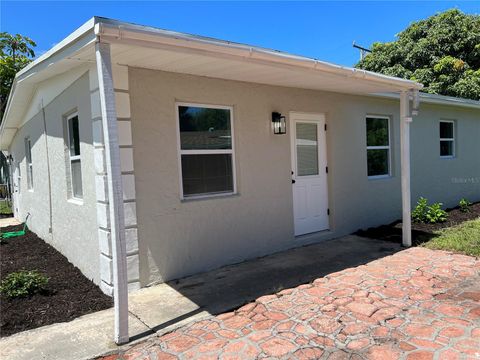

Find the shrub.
[
  {"left": 412, "top": 197, "right": 448, "bottom": 224},
  {"left": 0, "top": 270, "right": 49, "bottom": 298},
  {"left": 412, "top": 197, "right": 429, "bottom": 223},
  {"left": 459, "top": 198, "right": 472, "bottom": 212},
  {"left": 426, "top": 202, "right": 448, "bottom": 223}
]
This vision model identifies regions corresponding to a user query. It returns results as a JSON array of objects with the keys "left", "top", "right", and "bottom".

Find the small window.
[
  {"left": 177, "top": 103, "right": 235, "bottom": 198},
  {"left": 66, "top": 113, "right": 83, "bottom": 199},
  {"left": 366, "top": 116, "right": 390, "bottom": 178},
  {"left": 25, "top": 138, "right": 33, "bottom": 190},
  {"left": 439, "top": 120, "right": 455, "bottom": 157}
]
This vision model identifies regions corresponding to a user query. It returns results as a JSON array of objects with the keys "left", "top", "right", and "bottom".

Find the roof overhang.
[{"left": 12, "top": 16, "right": 477, "bottom": 151}]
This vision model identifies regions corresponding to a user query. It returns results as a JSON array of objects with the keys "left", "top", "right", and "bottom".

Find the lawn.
[
  {"left": 0, "top": 200, "right": 12, "bottom": 215},
  {"left": 422, "top": 218, "right": 480, "bottom": 257}
]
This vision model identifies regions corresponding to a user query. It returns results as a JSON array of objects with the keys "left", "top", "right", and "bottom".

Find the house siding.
[
  {"left": 8, "top": 72, "right": 101, "bottom": 284},
  {"left": 128, "top": 67, "right": 480, "bottom": 287}
]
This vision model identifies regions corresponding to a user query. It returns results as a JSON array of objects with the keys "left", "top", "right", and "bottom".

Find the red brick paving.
[{"left": 99, "top": 248, "right": 480, "bottom": 359}]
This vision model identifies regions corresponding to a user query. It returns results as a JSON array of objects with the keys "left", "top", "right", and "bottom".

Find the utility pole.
[{"left": 353, "top": 41, "right": 372, "bottom": 61}]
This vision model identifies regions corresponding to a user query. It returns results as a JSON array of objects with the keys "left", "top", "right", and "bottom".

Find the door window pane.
[
  {"left": 296, "top": 123, "right": 319, "bottom": 176},
  {"left": 181, "top": 154, "right": 233, "bottom": 196},
  {"left": 367, "top": 149, "right": 389, "bottom": 177},
  {"left": 179, "top": 106, "right": 231, "bottom": 150}
]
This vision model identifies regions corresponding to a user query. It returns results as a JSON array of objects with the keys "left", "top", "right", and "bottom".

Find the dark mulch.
[
  {"left": 0, "top": 225, "right": 112, "bottom": 337},
  {"left": 355, "top": 202, "right": 480, "bottom": 246}
]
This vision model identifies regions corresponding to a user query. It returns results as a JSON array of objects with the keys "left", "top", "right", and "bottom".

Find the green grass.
[
  {"left": 0, "top": 200, "right": 12, "bottom": 215},
  {"left": 422, "top": 218, "right": 480, "bottom": 257}
]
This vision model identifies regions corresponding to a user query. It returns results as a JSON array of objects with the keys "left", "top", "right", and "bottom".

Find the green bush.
[
  {"left": 0, "top": 270, "right": 49, "bottom": 298},
  {"left": 426, "top": 202, "right": 448, "bottom": 223},
  {"left": 412, "top": 197, "right": 429, "bottom": 223},
  {"left": 412, "top": 197, "right": 448, "bottom": 224},
  {"left": 459, "top": 198, "right": 472, "bottom": 212}
]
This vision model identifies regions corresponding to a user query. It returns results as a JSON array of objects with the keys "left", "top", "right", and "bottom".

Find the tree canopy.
[
  {"left": 356, "top": 9, "right": 480, "bottom": 100},
  {"left": 0, "top": 32, "right": 36, "bottom": 119}
]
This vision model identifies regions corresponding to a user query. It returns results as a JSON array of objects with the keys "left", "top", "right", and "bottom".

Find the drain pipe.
[
  {"left": 41, "top": 99, "right": 53, "bottom": 235},
  {"left": 95, "top": 39, "right": 129, "bottom": 344}
]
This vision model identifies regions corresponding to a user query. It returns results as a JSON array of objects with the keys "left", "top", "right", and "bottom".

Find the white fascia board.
[
  {"left": 372, "top": 92, "right": 480, "bottom": 110},
  {"left": 95, "top": 18, "right": 423, "bottom": 92}
]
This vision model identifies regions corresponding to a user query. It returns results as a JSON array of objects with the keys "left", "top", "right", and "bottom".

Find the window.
[
  {"left": 25, "top": 138, "right": 33, "bottom": 190},
  {"left": 177, "top": 103, "right": 235, "bottom": 198},
  {"left": 439, "top": 120, "right": 455, "bottom": 157},
  {"left": 366, "top": 116, "right": 390, "bottom": 178},
  {"left": 66, "top": 113, "right": 83, "bottom": 199}
]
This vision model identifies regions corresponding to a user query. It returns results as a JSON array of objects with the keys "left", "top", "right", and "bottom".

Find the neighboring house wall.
[
  {"left": 129, "top": 68, "right": 480, "bottom": 287},
  {"left": 9, "top": 72, "right": 101, "bottom": 284}
]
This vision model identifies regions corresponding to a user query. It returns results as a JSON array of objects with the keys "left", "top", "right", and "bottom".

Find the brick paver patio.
[{"left": 101, "top": 247, "right": 480, "bottom": 360}]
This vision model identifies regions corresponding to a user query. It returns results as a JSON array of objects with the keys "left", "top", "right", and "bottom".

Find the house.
[{"left": 2, "top": 17, "right": 480, "bottom": 309}]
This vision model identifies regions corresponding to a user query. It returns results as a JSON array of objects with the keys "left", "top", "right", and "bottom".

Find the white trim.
[
  {"left": 439, "top": 120, "right": 455, "bottom": 158},
  {"left": 366, "top": 115, "right": 391, "bottom": 179},
  {"left": 400, "top": 90, "right": 412, "bottom": 247},
  {"left": 175, "top": 102, "right": 237, "bottom": 200},
  {"left": 96, "top": 42, "right": 129, "bottom": 344},
  {"left": 66, "top": 112, "right": 83, "bottom": 200}
]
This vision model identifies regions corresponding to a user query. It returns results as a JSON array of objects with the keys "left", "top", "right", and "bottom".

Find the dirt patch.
[
  {"left": 355, "top": 202, "right": 480, "bottom": 245},
  {"left": 0, "top": 225, "right": 112, "bottom": 337}
]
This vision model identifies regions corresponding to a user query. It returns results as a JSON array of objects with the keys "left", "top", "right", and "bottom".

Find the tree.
[
  {"left": 0, "top": 33, "right": 36, "bottom": 191},
  {"left": 356, "top": 9, "right": 480, "bottom": 100},
  {"left": 0, "top": 32, "right": 36, "bottom": 119}
]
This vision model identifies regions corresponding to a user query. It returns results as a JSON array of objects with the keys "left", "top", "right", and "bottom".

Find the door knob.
[{"left": 292, "top": 179, "right": 296, "bottom": 184}]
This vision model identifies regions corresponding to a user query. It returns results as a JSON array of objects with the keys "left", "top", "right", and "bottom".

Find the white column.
[
  {"left": 95, "top": 41, "right": 129, "bottom": 344},
  {"left": 400, "top": 90, "right": 412, "bottom": 247}
]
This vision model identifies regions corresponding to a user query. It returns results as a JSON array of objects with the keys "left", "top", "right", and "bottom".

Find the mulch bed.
[
  {"left": 355, "top": 202, "right": 480, "bottom": 245},
  {"left": 0, "top": 225, "right": 112, "bottom": 337}
]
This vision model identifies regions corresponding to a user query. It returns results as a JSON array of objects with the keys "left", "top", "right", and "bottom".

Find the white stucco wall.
[
  {"left": 9, "top": 72, "right": 101, "bottom": 284},
  {"left": 128, "top": 68, "right": 480, "bottom": 287}
]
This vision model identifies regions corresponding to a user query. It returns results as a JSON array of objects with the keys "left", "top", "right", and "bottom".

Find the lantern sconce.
[{"left": 272, "top": 112, "right": 286, "bottom": 135}]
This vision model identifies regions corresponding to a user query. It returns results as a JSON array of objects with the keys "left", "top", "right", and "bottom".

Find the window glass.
[
  {"left": 367, "top": 149, "right": 389, "bottom": 177},
  {"left": 71, "top": 159, "right": 83, "bottom": 198},
  {"left": 69, "top": 116, "right": 80, "bottom": 156},
  {"left": 366, "top": 117, "right": 390, "bottom": 177},
  {"left": 296, "top": 123, "right": 319, "bottom": 176},
  {"left": 179, "top": 106, "right": 231, "bottom": 150},
  {"left": 366, "top": 117, "right": 389, "bottom": 146},
  {"left": 178, "top": 104, "right": 235, "bottom": 198},
  {"left": 181, "top": 154, "right": 233, "bottom": 196},
  {"left": 25, "top": 138, "right": 33, "bottom": 190},
  {"left": 440, "top": 121, "right": 454, "bottom": 139}
]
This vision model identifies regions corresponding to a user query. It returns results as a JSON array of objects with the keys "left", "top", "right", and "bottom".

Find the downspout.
[
  {"left": 41, "top": 99, "right": 53, "bottom": 234},
  {"left": 95, "top": 37, "right": 129, "bottom": 344}
]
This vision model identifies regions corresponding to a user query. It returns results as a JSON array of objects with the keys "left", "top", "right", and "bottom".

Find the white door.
[{"left": 291, "top": 113, "right": 329, "bottom": 236}]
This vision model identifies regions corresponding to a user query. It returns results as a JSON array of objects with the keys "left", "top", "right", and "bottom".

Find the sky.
[{"left": 1, "top": 1, "right": 479, "bottom": 66}]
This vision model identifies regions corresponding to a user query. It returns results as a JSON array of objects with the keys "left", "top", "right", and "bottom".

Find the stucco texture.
[
  {"left": 9, "top": 72, "right": 101, "bottom": 284},
  {"left": 128, "top": 67, "right": 480, "bottom": 287}
]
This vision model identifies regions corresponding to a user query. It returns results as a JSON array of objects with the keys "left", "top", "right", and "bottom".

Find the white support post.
[
  {"left": 400, "top": 90, "right": 412, "bottom": 247},
  {"left": 95, "top": 41, "right": 129, "bottom": 344}
]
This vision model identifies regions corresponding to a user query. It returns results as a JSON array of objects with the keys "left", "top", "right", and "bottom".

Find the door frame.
[{"left": 289, "top": 111, "right": 330, "bottom": 236}]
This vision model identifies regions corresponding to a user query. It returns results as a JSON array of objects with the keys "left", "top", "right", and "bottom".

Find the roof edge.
[{"left": 373, "top": 92, "right": 480, "bottom": 110}]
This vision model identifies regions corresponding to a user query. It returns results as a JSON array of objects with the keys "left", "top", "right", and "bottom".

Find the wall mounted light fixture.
[{"left": 272, "top": 112, "right": 286, "bottom": 134}]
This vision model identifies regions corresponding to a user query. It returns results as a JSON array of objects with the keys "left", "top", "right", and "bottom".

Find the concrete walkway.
[
  {"left": 0, "top": 235, "right": 401, "bottom": 360},
  {"left": 0, "top": 216, "right": 20, "bottom": 228}
]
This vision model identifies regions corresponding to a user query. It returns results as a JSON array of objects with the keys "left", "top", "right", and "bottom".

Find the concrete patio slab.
[
  {"left": 0, "top": 235, "right": 401, "bottom": 360},
  {"left": 0, "top": 217, "right": 20, "bottom": 228}
]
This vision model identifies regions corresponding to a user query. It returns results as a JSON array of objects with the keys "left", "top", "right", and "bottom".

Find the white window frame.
[
  {"left": 366, "top": 115, "right": 392, "bottom": 180},
  {"left": 66, "top": 112, "right": 83, "bottom": 201},
  {"left": 439, "top": 120, "right": 455, "bottom": 158},
  {"left": 25, "top": 137, "right": 33, "bottom": 191},
  {"left": 175, "top": 102, "right": 237, "bottom": 200}
]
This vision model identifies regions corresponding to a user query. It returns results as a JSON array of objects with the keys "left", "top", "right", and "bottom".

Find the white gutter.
[
  {"left": 373, "top": 92, "right": 480, "bottom": 109},
  {"left": 94, "top": 19, "right": 423, "bottom": 92}
]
